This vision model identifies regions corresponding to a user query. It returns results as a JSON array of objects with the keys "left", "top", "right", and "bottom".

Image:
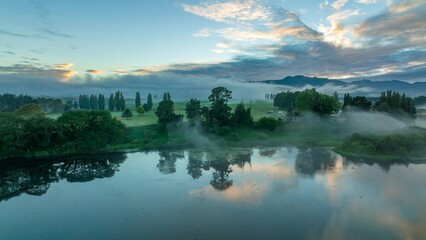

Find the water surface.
[{"left": 1, "top": 147, "right": 425, "bottom": 239}]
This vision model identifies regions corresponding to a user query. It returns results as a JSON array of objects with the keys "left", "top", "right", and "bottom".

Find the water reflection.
[
  {"left": 295, "top": 147, "right": 338, "bottom": 176},
  {"left": 0, "top": 153, "right": 126, "bottom": 202},
  {"left": 1, "top": 147, "right": 426, "bottom": 239}
]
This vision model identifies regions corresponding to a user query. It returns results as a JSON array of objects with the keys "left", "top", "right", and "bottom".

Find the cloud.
[
  {"left": 51, "top": 63, "right": 74, "bottom": 69},
  {"left": 0, "top": 63, "right": 77, "bottom": 81},
  {"left": 182, "top": 0, "right": 268, "bottom": 23},
  {"left": 86, "top": 69, "right": 103, "bottom": 75},
  {"left": 355, "top": 0, "right": 426, "bottom": 47},
  {"left": 331, "top": 0, "right": 348, "bottom": 10},
  {"left": 42, "top": 29, "right": 74, "bottom": 39},
  {"left": 192, "top": 28, "right": 211, "bottom": 37},
  {"left": 320, "top": 0, "right": 330, "bottom": 10},
  {"left": 0, "top": 29, "right": 30, "bottom": 38},
  {"left": 185, "top": 1, "right": 322, "bottom": 44},
  {"left": 3, "top": 51, "right": 15, "bottom": 55},
  {"left": 1, "top": 0, "right": 425, "bottom": 97},
  {"left": 356, "top": 0, "right": 377, "bottom": 4},
  {"left": 318, "top": 9, "right": 361, "bottom": 47}
]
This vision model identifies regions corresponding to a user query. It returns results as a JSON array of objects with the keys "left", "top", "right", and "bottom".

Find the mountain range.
[{"left": 256, "top": 76, "right": 426, "bottom": 96}]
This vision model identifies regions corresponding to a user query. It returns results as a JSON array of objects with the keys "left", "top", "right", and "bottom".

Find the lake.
[{"left": 1, "top": 147, "right": 425, "bottom": 239}]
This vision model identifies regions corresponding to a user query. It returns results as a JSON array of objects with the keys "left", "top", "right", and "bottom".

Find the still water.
[{"left": 1, "top": 147, "right": 425, "bottom": 239}]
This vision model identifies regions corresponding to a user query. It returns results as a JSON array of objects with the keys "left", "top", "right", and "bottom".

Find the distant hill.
[{"left": 256, "top": 75, "right": 426, "bottom": 96}]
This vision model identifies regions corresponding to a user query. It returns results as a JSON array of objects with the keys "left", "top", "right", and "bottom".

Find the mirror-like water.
[{"left": 1, "top": 147, "right": 425, "bottom": 240}]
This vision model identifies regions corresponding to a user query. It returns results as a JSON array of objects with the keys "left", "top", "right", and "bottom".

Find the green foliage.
[
  {"left": 373, "top": 90, "right": 416, "bottom": 116},
  {"left": 64, "top": 100, "right": 73, "bottom": 112},
  {"left": 185, "top": 98, "right": 202, "bottom": 124},
  {"left": 57, "top": 110, "right": 126, "bottom": 151},
  {"left": 255, "top": 117, "right": 281, "bottom": 131},
  {"left": 89, "top": 94, "right": 98, "bottom": 110},
  {"left": 135, "top": 92, "right": 141, "bottom": 108},
  {"left": 231, "top": 102, "right": 254, "bottom": 127},
  {"left": 98, "top": 94, "right": 105, "bottom": 110},
  {"left": 205, "top": 87, "right": 233, "bottom": 129},
  {"left": 121, "top": 108, "right": 133, "bottom": 119},
  {"left": 216, "top": 126, "right": 231, "bottom": 136},
  {"left": 274, "top": 91, "right": 299, "bottom": 110},
  {"left": 36, "top": 97, "right": 64, "bottom": 113},
  {"left": 343, "top": 93, "right": 372, "bottom": 111},
  {"left": 296, "top": 88, "right": 340, "bottom": 115},
  {"left": 13, "top": 103, "right": 45, "bottom": 118},
  {"left": 0, "top": 110, "right": 126, "bottom": 158},
  {"left": 108, "top": 94, "right": 114, "bottom": 111},
  {"left": 155, "top": 92, "right": 181, "bottom": 130},
  {"left": 136, "top": 106, "right": 145, "bottom": 115},
  {"left": 143, "top": 93, "right": 153, "bottom": 112},
  {"left": 0, "top": 93, "right": 35, "bottom": 112},
  {"left": 338, "top": 129, "right": 426, "bottom": 158}
]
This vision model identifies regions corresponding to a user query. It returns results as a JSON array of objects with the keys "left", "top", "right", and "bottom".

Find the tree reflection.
[
  {"left": 295, "top": 147, "right": 336, "bottom": 176},
  {"left": 157, "top": 150, "right": 185, "bottom": 174},
  {"left": 0, "top": 153, "right": 126, "bottom": 202},
  {"left": 205, "top": 151, "right": 232, "bottom": 190},
  {"left": 258, "top": 148, "right": 277, "bottom": 158},
  {"left": 186, "top": 150, "right": 206, "bottom": 180}
]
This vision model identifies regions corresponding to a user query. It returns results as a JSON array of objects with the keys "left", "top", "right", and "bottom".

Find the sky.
[{"left": 0, "top": 0, "right": 425, "bottom": 98}]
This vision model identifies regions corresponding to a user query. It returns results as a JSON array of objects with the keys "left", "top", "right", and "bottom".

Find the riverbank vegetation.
[{"left": 0, "top": 88, "right": 424, "bottom": 161}]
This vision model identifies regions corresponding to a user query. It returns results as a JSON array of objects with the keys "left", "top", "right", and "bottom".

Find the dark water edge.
[{"left": 1, "top": 147, "right": 426, "bottom": 240}]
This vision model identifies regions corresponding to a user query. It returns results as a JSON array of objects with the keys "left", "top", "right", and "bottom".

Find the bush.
[
  {"left": 227, "top": 132, "right": 242, "bottom": 141},
  {"left": 255, "top": 117, "right": 281, "bottom": 131},
  {"left": 216, "top": 126, "right": 231, "bottom": 136}
]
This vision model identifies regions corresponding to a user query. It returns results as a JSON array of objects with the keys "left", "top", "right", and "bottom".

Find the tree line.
[
  {"left": 273, "top": 89, "right": 417, "bottom": 117},
  {"left": 273, "top": 89, "right": 340, "bottom": 115},
  {"left": 0, "top": 94, "right": 65, "bottom": 113},
  {"left": 0, "top": 110, "right": 126, "bottom": 159}
]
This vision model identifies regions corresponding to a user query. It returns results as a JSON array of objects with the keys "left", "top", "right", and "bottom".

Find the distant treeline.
[
  {"left": 273, "top": 89, "right": 340, "bottom": 115},
  {"left": 273, "top": 89, "right": 417, "bottom": 117},
  {"left": 0, "top": 91, "right": 155, "bottom": 114},
  {"left": 0, "top": 94, "right": 63, "bottom": 113}
]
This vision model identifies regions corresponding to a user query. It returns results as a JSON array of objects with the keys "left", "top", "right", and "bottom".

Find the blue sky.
[{"left": 0, "top": 0, "right": 425, "bottom": 97}]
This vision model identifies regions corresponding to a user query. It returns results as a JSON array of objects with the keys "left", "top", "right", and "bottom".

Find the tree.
[
  {"left": 231, "top": 102, "right": 254, "bottom": 127},
  {"left": 73, "top": 101, "right": 78, "bottom": 109},
  {"left": 98, "top": 94, "right": 105, "bottom": 110},
  {"left": 108, "top": 94, "right": 114, "bottom": 111},
  {"left": 274, "top": 91, "right": 299, "bottom": 110},
  {"left": 343, "top": 93, "right": 372, "bottom": 111},
  {"left": 136, "top": 106, "right": 145, "bottom": 115},
  {"left": 185, "top": 98, "right": 202, "bottom": 123},
  {"left": 155, "top": 92, "right": 180, "bottom": 130},
  {"left": 205, "top": 87, "right": 233, "bottom": 129},
  {"left": 89, "top": 95, "right": 98, "bottom": 110},
  {"left": 120, "top": 92, "right": 126, "bottom": 111},
  {"left": 296, "top": 88, "right": 340, "bottom": 115},
  {"left": 64, "top": 100, "right": 73, "bottom": 112},
  {"left": 374, "top": 90, "right": 416, "bottom": 116},
  {"left": 143, "top": 93, "right": 153, "bottom": 112},
  {"left": 57, "top": 110, "right": 126, "bottom": 151},
  {"left": 135, "top": 92, "right": 141, "bottom": 108},
  {"left": 147, "top": 93, "right": 153, "bottom": 111},
  {"left": 121, "top": 108, "right": 133, "bottom": 119},
  {"left": 114, "top": 91, "right": 120, "bottom": 111},
  {"left": 13, "top": 103, "right": 45, "bottom": 118},
  {"left": 0, "top": 93, "right": 35, "bottom": 112}
]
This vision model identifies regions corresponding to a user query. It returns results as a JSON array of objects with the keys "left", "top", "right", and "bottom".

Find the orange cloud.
[{"left": 51, "top": 63, "right": 74, "bottom": 69}]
